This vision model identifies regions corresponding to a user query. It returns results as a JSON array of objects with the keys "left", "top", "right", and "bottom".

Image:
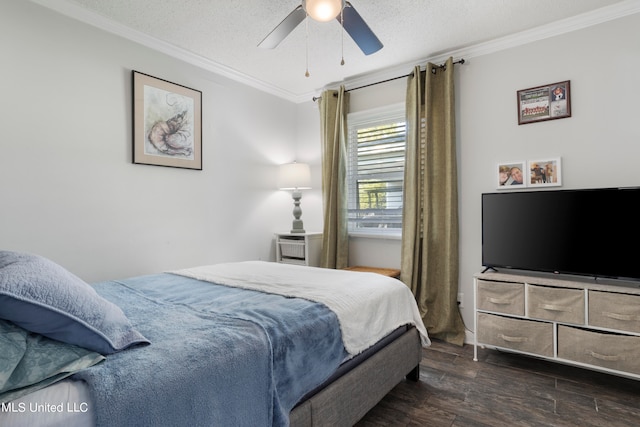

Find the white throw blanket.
[{"left": 172, "top": 261, "right": 430, "bottom": 355}]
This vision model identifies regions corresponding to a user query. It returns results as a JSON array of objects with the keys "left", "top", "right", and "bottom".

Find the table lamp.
[{"left": 278, "top": 162, "right": 311, "bottom": 233}]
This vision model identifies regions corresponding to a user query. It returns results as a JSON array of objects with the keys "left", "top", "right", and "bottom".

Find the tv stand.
[
  {"left": 480, "top": 266, "right": 498, "bottom": 274},
  {"left": 473, "top": 271, "right": 640, "bottom": 380}
]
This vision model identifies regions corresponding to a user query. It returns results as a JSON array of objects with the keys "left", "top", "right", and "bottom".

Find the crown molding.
[
  {"left": 333, "top": 0, "right": 640, "bottom": 97},
  {"left": 30, "top": 0, "right": 640, "bottom": 104},
  {"left": 28, "top": 0, "right": 300, "bottom": 101}
]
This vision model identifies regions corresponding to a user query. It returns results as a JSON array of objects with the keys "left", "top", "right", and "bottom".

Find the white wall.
[
  {"left": 3, "top": 1, "right": 639, "bottom": 341},
  {"left": 297, "top": 12, "right": 640, "bottom": 337},
  {"left": 457, "top": 12, "right": 640, "bottom": 332},
  {"left": 292, "top": 100, "right": 324, "bottom": 235},
  {"left": 0, "top": 1, "right": 298, "bottom": 282}
]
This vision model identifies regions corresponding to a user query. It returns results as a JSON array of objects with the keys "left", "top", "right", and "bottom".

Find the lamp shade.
[
  {"left": 278, "top": 163, "right": 311, "bottom": 190},
  {"left": 302, "top": 0, "right": 345, "bottom": 22}
]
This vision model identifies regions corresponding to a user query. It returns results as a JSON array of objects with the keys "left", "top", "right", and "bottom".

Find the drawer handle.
[
  {"left": 538, "top": 303, "right": 571, "bottom": 312},
  {"left": 602, "top": 311, "right": 638, "bottom": 322},
  {"left": 488, "top": 297, "right": 512, "bottom": 305},
  {"left": 588, "top": 351, "right": 621, "bottom": 362},
  {"left": 498, "top": 334, "right": 527, "bottom": 343}
]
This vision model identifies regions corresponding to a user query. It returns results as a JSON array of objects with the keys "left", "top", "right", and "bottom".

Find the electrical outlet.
[{"left": 457, "top": 292, "right": 464, "bottom": 308}]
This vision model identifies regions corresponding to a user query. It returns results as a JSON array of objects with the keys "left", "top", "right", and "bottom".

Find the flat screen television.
[{"left": 482, "top": 187, "right": 640, "bottom": 281}]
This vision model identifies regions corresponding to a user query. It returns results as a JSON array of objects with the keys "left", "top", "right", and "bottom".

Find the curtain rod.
[{"left": 312, "top": 58, "right": 465, "bottom": 102}]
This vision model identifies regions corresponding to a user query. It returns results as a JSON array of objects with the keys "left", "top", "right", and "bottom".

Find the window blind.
[{"left": 347, "top": 106, "right": 406, "bottom": 235}]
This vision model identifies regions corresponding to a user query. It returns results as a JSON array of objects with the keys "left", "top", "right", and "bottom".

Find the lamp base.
[
  {"left": 291, "top": 219, "right": 305, "bottom": 234},
  {"left": 290, "top": 190, "right": 305, "bottom": 234}
]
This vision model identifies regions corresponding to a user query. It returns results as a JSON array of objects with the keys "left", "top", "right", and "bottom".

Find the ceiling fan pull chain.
[
  {"left": 305, "top": 14, "right": 310, "bottom": 77},
  {"left": 340, "top": 7, "right": 345, "bottom": 66}
]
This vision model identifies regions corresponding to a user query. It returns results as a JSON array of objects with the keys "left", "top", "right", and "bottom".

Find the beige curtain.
[
  {"left": 400, "top": 58, "right": 466, "bottom": 345},
  {"left": 318, "top": 87, "right": 349, "bottom": 269}
]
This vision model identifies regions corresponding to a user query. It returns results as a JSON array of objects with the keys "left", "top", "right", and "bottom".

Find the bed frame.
[{"left": 289, "top": 327, "right": 422, "bottom": 426}]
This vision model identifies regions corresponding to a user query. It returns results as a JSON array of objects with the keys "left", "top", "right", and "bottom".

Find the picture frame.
[
  {"left": 517, "top": 80, "right": 571, "bottom": 125},
  {"left": 497, "top": 161, "right": 526, "bottom": 189},
  {"left": 132, "top": 71, "right": 202, "bottom": 170},
  {"left": 527, "top": 158, "right": 562, "bottom": 187}
]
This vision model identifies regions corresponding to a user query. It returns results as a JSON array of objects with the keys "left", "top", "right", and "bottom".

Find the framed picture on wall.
[
  {"left": 527, "top": 158, "right": 562, "bottom": 187},
  {"left": 517, "top": 80, "right": 571, "bottom": 125},
  {"left": 132, "top": 71, "right": 202, "bottom": 170},
  {"left": 497, "top": 161, "right": 526, "bottom": 189}
]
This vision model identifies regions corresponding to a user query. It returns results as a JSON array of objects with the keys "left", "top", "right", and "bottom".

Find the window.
[{"left": 347, "top": 104, "right": 406, "bottom": 236}]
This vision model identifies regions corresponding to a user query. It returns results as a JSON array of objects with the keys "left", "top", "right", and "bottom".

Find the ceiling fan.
[{"left": 258, "top": 0, "right": 383, "bottom": 56}]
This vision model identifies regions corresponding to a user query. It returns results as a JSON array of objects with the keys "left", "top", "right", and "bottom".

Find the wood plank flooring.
[{"left": 356, "top": 339, "right": 640, "bottom": 426}]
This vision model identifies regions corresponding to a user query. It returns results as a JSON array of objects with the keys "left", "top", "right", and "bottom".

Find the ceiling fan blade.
[
  {"left": 258, "top": 6, "right": 306, "bottom": 49},
  {"left": 340, "top": 2, "right": 383, "bottom": 55}
]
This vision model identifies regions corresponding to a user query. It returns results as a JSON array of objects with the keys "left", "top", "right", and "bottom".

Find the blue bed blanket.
[{"left": 72, "top": 273, "right": 346, "bottom": 427}]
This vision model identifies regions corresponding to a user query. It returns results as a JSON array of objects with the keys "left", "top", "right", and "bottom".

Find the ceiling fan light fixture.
[{"left": 302, "top": 0, "right": 345, "bottom": 22}]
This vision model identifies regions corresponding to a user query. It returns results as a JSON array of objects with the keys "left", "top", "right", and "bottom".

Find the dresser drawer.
[
  {"left": 476, "top": 280, "right": 524, "bottom": 316},
  {"left": 477, "top": 313, "right": 553, "bottom": 357},
  {"left": 527, "top": 285, "right": 584, "bottom": 324},
  {"left": 558, "top": 326, "right": 640, "bottom": 375},
  {"left": 589, "top": 291, "right": 640, "bottom": 333}
]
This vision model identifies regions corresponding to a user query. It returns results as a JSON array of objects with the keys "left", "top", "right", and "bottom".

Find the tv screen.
[{"left": 482, "top": 187, "right": 640, "bottom": 281}]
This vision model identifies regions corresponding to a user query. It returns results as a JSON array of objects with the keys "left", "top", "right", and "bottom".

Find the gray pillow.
[
  {"left": 0, "top": 319, "right": 105, "bottom": 403},
  {"left": 0, "top": 251, "right": 149, "bottom": 354}
]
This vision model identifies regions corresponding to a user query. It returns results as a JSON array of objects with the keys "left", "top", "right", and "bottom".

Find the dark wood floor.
[{"left": 356, "top": 339, "right": 640, "bottom": 426}]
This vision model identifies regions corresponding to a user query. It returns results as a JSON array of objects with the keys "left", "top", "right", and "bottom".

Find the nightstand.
[
  {"left": 342, "top": 266, "right": 401, "bottom": 279},
  {"left": 275, "top": 232, "right": 322, "bottom": 267}
]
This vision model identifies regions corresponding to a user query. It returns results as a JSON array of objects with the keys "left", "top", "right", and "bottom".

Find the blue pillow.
[{"left": 0, "top": 251, "right": 149, "bottom": 354}]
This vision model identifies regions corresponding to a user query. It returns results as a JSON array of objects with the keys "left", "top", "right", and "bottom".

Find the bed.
[{"left": 0, "top": 251, "right": 429, "bottom": 426}]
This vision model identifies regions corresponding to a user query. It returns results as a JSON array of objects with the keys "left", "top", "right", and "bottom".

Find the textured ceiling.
[{"left": 33, "top": 0, "right": 634, "bottom": 102}]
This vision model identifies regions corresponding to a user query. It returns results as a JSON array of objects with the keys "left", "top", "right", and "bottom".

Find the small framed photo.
[
  {"left": 497, "top": 161, "right": 526, "bottom": 189},
  {"left": 132, "top": 71, "right": 202, "bottom": 170},
  {"left": 528, "top": 158, "right": 562, "bottom": 187},
  {"left": 517, "top": 80, "right": 571, "bottom": 125}
]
